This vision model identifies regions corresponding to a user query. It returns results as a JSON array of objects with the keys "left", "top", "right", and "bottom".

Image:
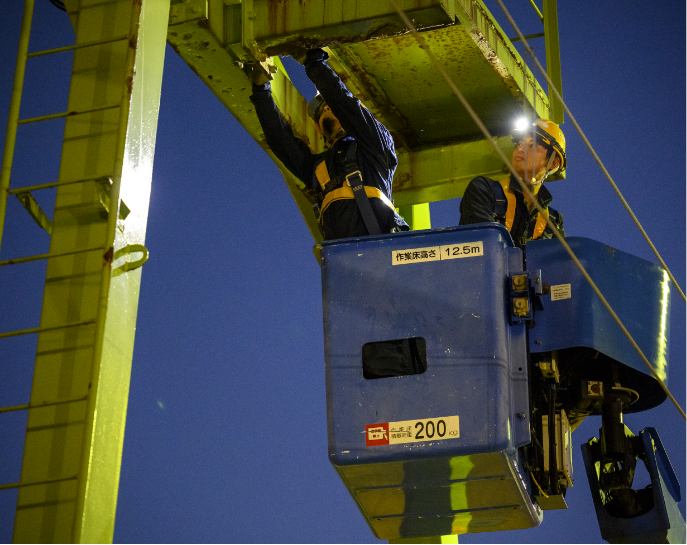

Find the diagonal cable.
[
  {"left": 386, "top": 0, "right": 685, "bottom": 420},
  {"left": 494, "top": 0, "right": 685, "bottom": 303}
]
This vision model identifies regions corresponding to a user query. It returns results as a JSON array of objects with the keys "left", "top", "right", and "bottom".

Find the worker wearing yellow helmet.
[
  {"left": 246, "top": 48, "right": 408, "bottom": 240},
  {"left": 459, "top": 118, "right": 566, "bottom": 248}
]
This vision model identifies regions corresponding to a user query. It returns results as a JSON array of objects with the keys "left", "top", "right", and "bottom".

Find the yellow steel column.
[
  {"left": 11, "top": 0, "right": 170, "bottom": 542},
  {"left": 398, "top": 203, "right": 431, "bottom": 231},
  {"left": 393, "top": 205, "right": 463, "bottom": 544}
]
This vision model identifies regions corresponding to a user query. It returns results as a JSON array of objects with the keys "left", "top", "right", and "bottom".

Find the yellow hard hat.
[{"left": 512, "top": 118, "right": 567, "bottom": 173}]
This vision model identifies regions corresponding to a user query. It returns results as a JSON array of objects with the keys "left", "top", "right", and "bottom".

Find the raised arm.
[
  {"left": 303, "top": 49, "right": 396, "bottom": 169},
  {"left": 249, "top": 81, "right": 317, "bottom": 188}
]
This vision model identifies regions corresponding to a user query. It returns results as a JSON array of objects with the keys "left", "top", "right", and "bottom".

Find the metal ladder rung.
[
  {"left": 0, "top": 475, "right": 78, "bottom": 492},
  {"left": 0, "top": 246, "right": 104, "bottom": 267},
  {"left": 8, "top": 175, "right": 112, "bottom": 195},
  {"left": 18, "top": 103, "right": 120, "bottom": 125},
  {"left": 0, "top": 318, "right": 96, "bottom": 339},
  {"left": 27, "top": 34, "right": 130, "bottom": 58},
  {"left": 0, "top": 395, "right": 88, "bottom": 415}
]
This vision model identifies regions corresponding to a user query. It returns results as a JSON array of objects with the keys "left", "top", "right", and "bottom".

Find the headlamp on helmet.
[{"left": 510, "top": 117, "right": 567, "bottom": 173}]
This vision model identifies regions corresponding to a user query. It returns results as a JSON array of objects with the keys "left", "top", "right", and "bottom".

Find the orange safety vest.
[{"left": 496, "top": 178, "right": 549, "bottom": 241}]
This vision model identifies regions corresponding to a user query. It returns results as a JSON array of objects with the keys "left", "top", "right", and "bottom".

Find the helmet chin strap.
[
  {"left": 538, "top": 151, "right": 559, "bottom": 185},
  {"left": 324, "top": 127, "right": 347, "bottom": 147}
]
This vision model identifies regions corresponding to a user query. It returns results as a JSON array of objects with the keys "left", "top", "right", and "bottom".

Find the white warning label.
[
  {"left": 392, "top": 242, "right": 483, "bottom": 265},
  {"left": 440, "top": 242, "right": 483, "bottom": 260},
  {"left": 391, "top": 246, "right": 441, "bottom": 265},
  {"left": 551, "top": 284, "right": 572, "bottom": 301}
]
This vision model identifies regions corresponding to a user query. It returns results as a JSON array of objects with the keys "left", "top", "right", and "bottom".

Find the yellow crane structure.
[{"left": 10, "top": 0, "right": 679, "bottom": 543}]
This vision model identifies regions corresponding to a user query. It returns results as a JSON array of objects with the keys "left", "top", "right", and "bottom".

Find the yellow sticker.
[{"left": 365, "top": 415, "right": 460, "bottom": 446}]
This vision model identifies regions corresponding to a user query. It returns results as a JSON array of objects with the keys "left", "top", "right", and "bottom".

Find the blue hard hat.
[{"left": 308, "top": 94, "right": 327, "bottom": 122}]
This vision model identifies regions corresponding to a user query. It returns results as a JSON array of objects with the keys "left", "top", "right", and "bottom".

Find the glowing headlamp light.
[{"left": 513, "top": 116, "right": 532, "bottom": 133}]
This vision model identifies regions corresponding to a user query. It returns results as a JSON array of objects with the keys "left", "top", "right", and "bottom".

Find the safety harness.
[
  {"left": 492, "top": 178, "right": 549, "bottom": 242},
  {"left": 313, "top": 143, "right": 395, "bottom": 236}
]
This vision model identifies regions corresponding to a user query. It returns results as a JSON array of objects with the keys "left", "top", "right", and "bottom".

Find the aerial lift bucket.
[
  {"left": 318, "top": 224, "right": 540, "bottom": 539},
  {"left": 318, "top": 225, "right": 680, "bottom": 541}
]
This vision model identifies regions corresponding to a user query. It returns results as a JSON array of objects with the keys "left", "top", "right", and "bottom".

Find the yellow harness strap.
[
  {"left": 315, "top": 160, "right": 330, "bottom": 191},
  {"left": 497, "top": 178, "right": 549, "bottom": 240},
  {"left": 320, "top": 185, "right": 395, "bottom": 217},
  {"left": 498, "top": 178, "right": 516, "bottom": 232},
  {"left": 532, "top": 207, "right": 549, "bottom": 240}
]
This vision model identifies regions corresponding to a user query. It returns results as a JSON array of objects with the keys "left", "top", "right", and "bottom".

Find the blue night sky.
[{"left": 0, "top": 1, "right": 684, "bottom": 544}]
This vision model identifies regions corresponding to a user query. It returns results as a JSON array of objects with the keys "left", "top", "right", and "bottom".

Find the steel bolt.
[
  {"left": 512, "top": 275, "right": 527, "bottom": 291},
  {"left": 518, "top": 412, "right": 526, "bottom": 419},
  {"left": 513, "top": 297, "right": 529, "bottom": 317}
]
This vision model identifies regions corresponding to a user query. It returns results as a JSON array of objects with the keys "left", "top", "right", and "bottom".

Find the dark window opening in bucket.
[{"left": 362, "top": 337, "right": 427, "bottom": 379}]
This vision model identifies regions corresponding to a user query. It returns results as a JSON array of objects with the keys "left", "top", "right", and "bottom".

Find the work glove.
[{"left": 243, "top": 62, "right": 270, "bottom": 86}]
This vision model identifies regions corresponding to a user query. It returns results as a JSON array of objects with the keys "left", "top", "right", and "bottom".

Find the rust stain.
[
  {"left": 125, "top": 75, "right": 134, "bottom": 95},
  {"left": 393, "top": 170, "right": 412, "bottom": 190},
  {"left": 267, "top": 0, "right": 288, "bottom": 37},
  {"left": 335, "top": 46, "right": 417, "bottom": 148},
  {"left": 260, "top": 19, "right": 412, "bottom": 58},
  {"left": 103, "top": 246, "right": 114, "bottom": 265},
  {"left": 128, "top": 34, "right": 138, "bottom": 49}
]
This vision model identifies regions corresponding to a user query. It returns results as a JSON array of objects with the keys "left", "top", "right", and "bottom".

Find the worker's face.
[
  {"left": 511, "top": 136, "right": 558, "bottom": 187},
  {"left": 318, "top": 106, "right": 343, "bottom": 141}
]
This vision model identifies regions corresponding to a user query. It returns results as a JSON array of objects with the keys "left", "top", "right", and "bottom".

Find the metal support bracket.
[
  {"left": 111, "top": 244, "right": 149, "bottom": 277},
  {"left": 15, "top": 190, "right": 53, "bottom": 233},
  {"left": 96, "top": 177, "right": 131, "bottom": 221},
  {"left": 581, "top": 427, "right": 686, "bottom": 544}
]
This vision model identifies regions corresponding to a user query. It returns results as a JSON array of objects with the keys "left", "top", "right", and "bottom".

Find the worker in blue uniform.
[
  {"left": 459, "top": 118, "right": 566, "bottom": 248},
  {"left": 247, "top": 48, "right": 409, "bottom": 240}
]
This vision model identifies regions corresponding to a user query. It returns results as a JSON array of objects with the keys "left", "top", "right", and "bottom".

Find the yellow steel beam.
[
  {"left": 393, "top": 136, "right": 513, "bottom": 207},
  {"left": 10, "top": 0, "right": 170, "bottom": 541}
]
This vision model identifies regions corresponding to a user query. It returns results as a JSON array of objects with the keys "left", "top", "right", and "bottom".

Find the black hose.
[{"left": 48, "top": 0, "right": 67, "bottom": 12}]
